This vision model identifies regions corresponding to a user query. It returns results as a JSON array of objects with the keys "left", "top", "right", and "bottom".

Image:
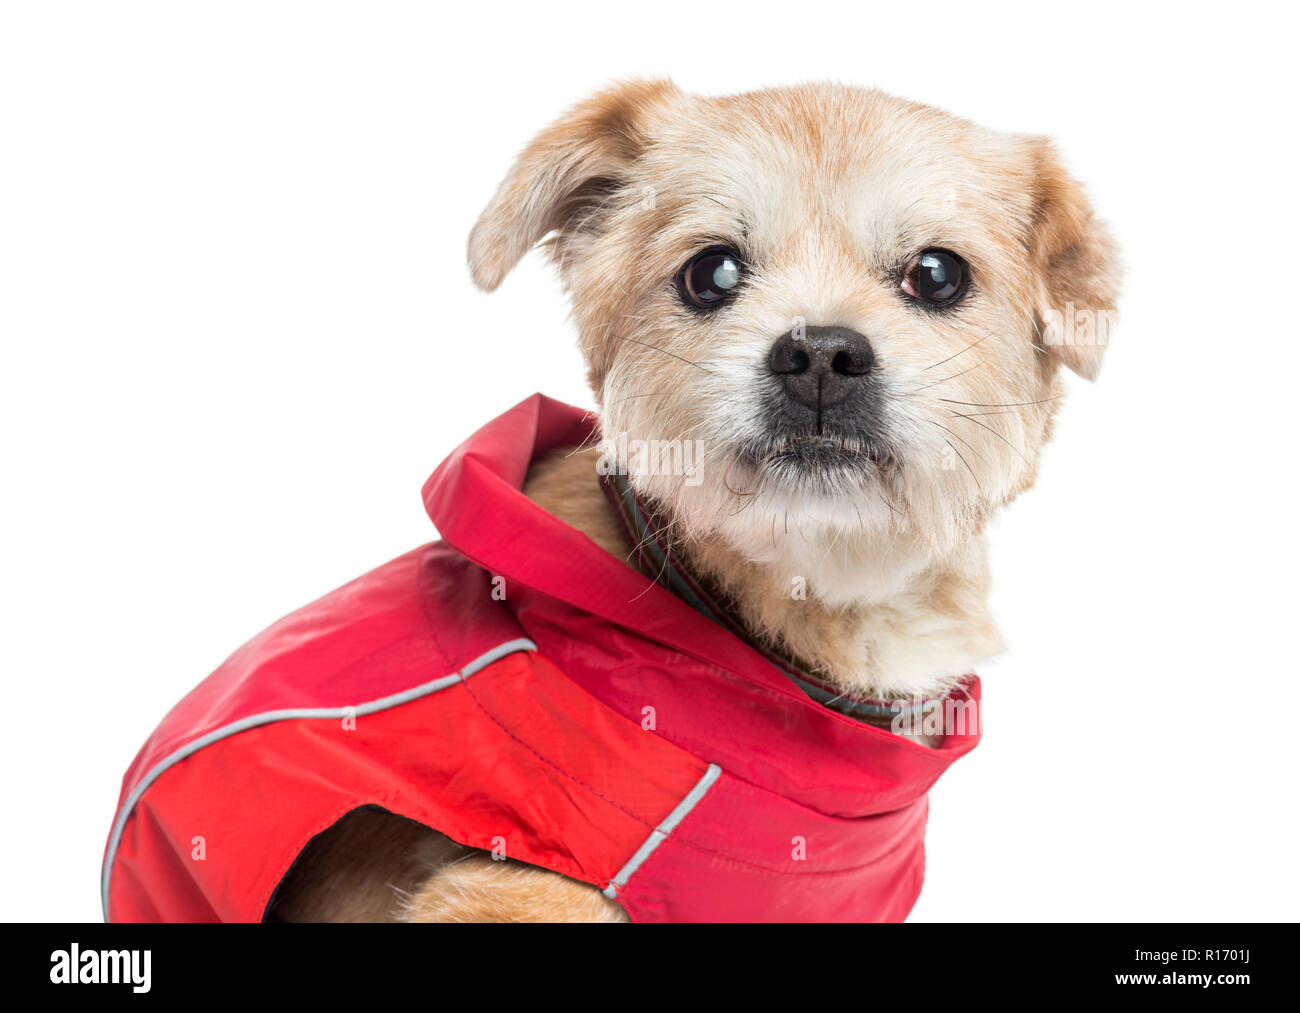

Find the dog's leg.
[
  {"left": 270, "top": 806, "right": 627, "bottom": 922},
  {"left": 268, "top": 807, "right": 466, "bottom": 922},
  {"left": 400, "top": 855, "right": 628, "bottom": 923}
]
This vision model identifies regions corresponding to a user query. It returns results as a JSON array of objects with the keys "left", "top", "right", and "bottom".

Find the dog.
[{"left": 262, "top": 78, "right": 1119, "bottom": 922}]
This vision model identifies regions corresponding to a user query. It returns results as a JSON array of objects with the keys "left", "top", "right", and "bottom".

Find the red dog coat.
[{"left": 103, "top": 394, "right": 980, "bottom": 922}]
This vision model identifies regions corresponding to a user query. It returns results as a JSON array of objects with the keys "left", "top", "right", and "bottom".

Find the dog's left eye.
[
  {"left": 677, "top": 248, "right": 744, "bottom": 309},
  {"left": 901, "top": 249, "right": 969, "bottom": 307}
]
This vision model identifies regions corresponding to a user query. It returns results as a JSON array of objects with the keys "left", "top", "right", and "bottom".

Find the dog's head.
[{"left": 470, "top": 81, "right": 1120, "bottom": 604}]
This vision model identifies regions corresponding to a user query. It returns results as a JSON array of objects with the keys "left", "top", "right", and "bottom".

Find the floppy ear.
[
  {"left": 467, "top": 79, "right": 677, "bottom": 292},
  {"left": 1027, "top": 140, "right": 1121, "bottom": 381}
]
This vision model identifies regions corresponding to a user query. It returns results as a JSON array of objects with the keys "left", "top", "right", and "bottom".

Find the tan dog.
[{"left": 270, "top": 79, "right": 1119, "bottom": 922}]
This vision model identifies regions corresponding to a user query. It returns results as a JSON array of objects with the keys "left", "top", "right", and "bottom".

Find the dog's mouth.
[{"left": 734, "top": 427, "right": 898, "bottom": 491}]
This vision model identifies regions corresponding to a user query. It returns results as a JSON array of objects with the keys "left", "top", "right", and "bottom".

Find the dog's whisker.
[
  {"left": 607, "top": 390, "right": 677, "bottom": 405},
  {"left": 614, "top": 336, "right": 717, "bottom": 375},
  {"left": 947, "top": 411, "right": 1033, "bottom": 466},
  {"left": 903, "top": 362, "right": 983, "bottom": 395},
  {"left": 940, "top": 437, "right": 981, "bottom": 493},
  {"left": 927, "top": 419, "right": 990, "bottom": 468},
  {"left": 937, "top": 396, "right": 1063, "bottom": 409},
  {"left": 920, "top": 331, "right": 991, "bottom": 372},
  {"left": 876, "top": 490, "right": 905, "bottom": 520}
]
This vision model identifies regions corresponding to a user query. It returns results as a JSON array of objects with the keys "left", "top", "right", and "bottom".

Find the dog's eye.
[
  {"left": 678, "top": 248, "right": 743, "bottom": 309},
  {"left": 901, "top": 249, "right": 969, "bottom": 307}
]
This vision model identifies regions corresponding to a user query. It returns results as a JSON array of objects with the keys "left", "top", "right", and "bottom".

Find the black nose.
[{"left": 768, "top": 325, "right": 875, "bottom": 411}]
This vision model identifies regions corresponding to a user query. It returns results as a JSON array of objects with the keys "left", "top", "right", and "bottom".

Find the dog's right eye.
[{"left": 677, "top": 248, "right": 743, "bottom": 310}]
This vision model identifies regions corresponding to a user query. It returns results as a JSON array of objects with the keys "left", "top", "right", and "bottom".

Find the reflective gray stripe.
[
  {"left": 603, "top": 763, "right": 722, "bottom": 900},
  {"left": 101, "top": 637, "right": 537, "bottom": 922}
]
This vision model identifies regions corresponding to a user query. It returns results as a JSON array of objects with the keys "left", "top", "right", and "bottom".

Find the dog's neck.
[{"left": 523, "top": 445, "right": 1003, "bottom": 701}]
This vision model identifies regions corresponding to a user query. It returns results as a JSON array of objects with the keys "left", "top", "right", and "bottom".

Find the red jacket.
[{"left": 102, "top": 394, "right": 981, "bottom": 922}]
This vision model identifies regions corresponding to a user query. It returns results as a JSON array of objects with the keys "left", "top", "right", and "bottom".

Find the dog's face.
[{"left": 470, "top": 81, "right": 1119, "bottom": 604}]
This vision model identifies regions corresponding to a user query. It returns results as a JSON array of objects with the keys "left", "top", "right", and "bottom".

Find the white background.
[{"left": 2, "top": 1, "right": 1296, "bottom": 922}]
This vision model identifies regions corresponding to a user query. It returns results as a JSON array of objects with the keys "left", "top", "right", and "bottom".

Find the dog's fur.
[{"left": 269, "top": 80, "right": 1119, "bottom": 922}]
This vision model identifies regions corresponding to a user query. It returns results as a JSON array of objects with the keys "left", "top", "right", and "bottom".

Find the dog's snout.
[{"left": 768, "top": 325, "right": 875, "bottom": 410}]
